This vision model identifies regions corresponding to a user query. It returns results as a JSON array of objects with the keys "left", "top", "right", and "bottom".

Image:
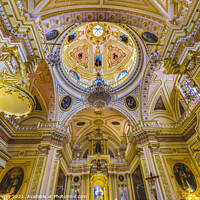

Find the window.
[
  {"left": 118, "top": 71, "right": 127, "bottom": 81},
  {"left": 93, "top": 25, "right": 103, "bottom": 37},
  {"left": 70, "top": 70, "right": 79, "bottom": 80},
  {"left": 185, "top": 79, "right": 197, "bottom": 97}
]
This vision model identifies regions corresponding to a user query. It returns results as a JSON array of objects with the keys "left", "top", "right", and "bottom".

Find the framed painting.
[
  {"left": 0, "top": 167, "right": 24, "bottom": 199},
  {"left": 173, "top": 163, "right": 197, "bottom": 193}
]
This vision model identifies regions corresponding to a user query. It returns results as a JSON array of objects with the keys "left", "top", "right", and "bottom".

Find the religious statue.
[
  {"left": 97, "top": 159, "right": 101, "bottom": 170},
  {"left": 119, "top": 186, "right": 127, "bottom": 200},
  {"left": 96, "top": 142, "right": 101, "bottom": 154},
  {"left": 95, "top": 56, "right": 101, "bottom": 67},
  {"left": 73, "top": 187, "right": 79, "bottom": 200}
]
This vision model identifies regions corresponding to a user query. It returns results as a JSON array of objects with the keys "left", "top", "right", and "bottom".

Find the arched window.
[
  {"left": 185, "top": 79, "right": 197, "bottom": 97},
  {"left": 118, "top": 71, "right": 127, "bottom": 81},
  {"left": 69, "top": 70, "right": 79, "bottom": 80}
]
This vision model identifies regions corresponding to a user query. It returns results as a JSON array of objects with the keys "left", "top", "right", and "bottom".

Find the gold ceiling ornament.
[
  {"left": 163, "top": 52, "right": 200, "bottom": 75},
  {"left": 0, "top": 46, "right": 35, "bottom": 118},
  {"left": 86, "top": 22, "right": 111, "bottom": 45}
]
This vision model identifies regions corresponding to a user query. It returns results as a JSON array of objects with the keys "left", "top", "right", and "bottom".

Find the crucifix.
[{"left": 145, "top": 172, "right": 159, "bottom": 200}]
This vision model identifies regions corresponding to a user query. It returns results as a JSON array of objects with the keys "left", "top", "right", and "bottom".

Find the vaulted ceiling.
[{"left": 26, "top": 0, "right": 171, "bottom": 20}]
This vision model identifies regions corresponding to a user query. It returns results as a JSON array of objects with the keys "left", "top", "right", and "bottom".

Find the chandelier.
[{"left": 82, "top": 70, "right": 117, "bottom": 110}]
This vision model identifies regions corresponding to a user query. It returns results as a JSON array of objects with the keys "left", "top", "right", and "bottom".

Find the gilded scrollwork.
[
  {"left": 48, "top": 160, "right": 58, "bottom": 196},
  {"left": 155, "top": 155, "right": 173, "bottom": 200},
  {"left": 29, "top": 157, "right": 45, "bottom": 196}
]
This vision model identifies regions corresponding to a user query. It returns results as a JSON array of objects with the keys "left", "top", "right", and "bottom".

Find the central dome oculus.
[{"left": 93, "top": 25, "right": 103, "bottom": 37}]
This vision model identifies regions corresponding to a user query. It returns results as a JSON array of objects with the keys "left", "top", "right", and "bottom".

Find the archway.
[{"left": 90, "top": 173, "right": 109, "bottom": 200}]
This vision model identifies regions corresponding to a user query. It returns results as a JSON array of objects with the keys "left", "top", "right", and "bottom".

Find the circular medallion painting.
[
  {"left": 0, "top": 167, "right": 24, "bottom": 198},
  {"left": 142, "top": 32, "right": 158, "bottom": 43},
  {"left": 118, "top": 175, "right": 124, "bottom": 181},
  {"left": 125, "top": 96, "right": 137, "bottom": 110},
  {"left": 45, "top": 29, "right": 59, "bottom": 41},
  {"left": 73, "top": 176, "right": 80, "bottom": 183},
  {"left": 60, "top": 96, "right": 72, "bottom": 111},
  {"left": 173, "top": 163, "right": 197, "bottom": 193}
]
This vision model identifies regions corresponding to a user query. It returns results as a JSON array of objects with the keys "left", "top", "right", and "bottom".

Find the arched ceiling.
[
  {"left": 26, "top": 0, "right": 171, "bottom": 20},
  {"left": 69, "top": 108, "right": 129, "bottom": 146}
]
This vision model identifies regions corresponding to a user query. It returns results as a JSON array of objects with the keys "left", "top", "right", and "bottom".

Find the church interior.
[{"left": 0, "top": 0, "right": 200, "bottom": 199}]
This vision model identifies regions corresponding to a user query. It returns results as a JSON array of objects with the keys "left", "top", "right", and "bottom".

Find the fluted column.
[
  {"left": 86, "top": 174, "right": 90, "bottom": 199},
  {"left": 91, "top": 140, "right": 94, "bottom": 155},
  {"left": 108, "top": 174, "right": 112, "bottom": 200},
  {"left": 114, "top": 174, "right": 118, "bottom": 199},
  {"left": 81, "top": 175, "right": 84, "bottom": 199},
  {"left": 66, "top": 175, "right": 72, "bottom": 196},
  {"left": 104, "top": 139, "right": 106, "bottom": 154},
  {"left": 105, "top": 139, "right": 108, "bottom": 154},
  {"left": 126, "top": 174, "right": 133, "bottom": 200}
]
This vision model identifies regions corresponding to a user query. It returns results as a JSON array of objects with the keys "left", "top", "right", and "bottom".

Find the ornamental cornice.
[
  {"left": 0, "top": 0, "right": 44, "bottom": 60},
  {"left": 162, "top": 0, "right": 200, "bottom": 60}
]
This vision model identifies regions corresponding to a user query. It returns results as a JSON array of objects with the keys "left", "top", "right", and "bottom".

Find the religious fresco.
[
  {"left": 154, "top": 96, "right": 166, "bottom": 110},
  {"left": 0, "top": 167, "right": 24, "bottom": 199},
  {"left": 120, "top": 33, "right": 128, "bottom": 44},
  {"left": 55, "top": 168, "right": 66, "bottom": 200},
  {"left": 118, "top": 175, "right": 124, "bottom": 181},
  {"left": 73, "top": 176, "right": 80, "bottom": 183},
  {"left": 132, "top": 165, "right": 147, "bottom": 200},
  {"left": 179, "top": 101, "right": 185, "bottom": 116},
  {"left": 60, "top": 96, "right": 72, "bottom": 110},
  {"left": 125, "top": 96, "right": 137, "bottom": 110},
  {"left": 94, "top": 185, "right": 104, "bottom": 200},
  {"left": 94, "top": 55, "right": 102, "bottom": 67},
  {"left": 173, "top": 163, "right": 197, "bottom": 193},
  {"left": 68, "top": 32, "right": 77, "bottom": 42},
  {"left": 142, "top": 32, "right": 158, "bottom": 43},
  {"left": 45, "top": 29, "right": 59, "bottom": 41}
]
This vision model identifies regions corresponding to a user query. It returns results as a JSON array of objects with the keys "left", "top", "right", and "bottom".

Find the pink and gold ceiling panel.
[{"left": 61, "top": 22, "right": 138, "bottom": 87}]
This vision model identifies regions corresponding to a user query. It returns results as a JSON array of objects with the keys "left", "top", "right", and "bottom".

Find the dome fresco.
[{"left": 61, "top": 22, "right": 139, "bottom": 89}]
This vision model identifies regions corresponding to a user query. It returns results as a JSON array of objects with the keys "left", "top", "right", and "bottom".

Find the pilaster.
[{"left": 126, "top": 174, "right": 133, "bottom": 200}]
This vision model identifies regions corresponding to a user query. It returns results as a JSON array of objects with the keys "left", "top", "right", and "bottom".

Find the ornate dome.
[{"left": 60, "top": 22, "right": 141, "bottom": 91}]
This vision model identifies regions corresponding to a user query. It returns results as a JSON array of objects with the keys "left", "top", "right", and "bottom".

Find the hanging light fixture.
[{"left": 82, "top": 62, "right": 117, "bottom": 110}]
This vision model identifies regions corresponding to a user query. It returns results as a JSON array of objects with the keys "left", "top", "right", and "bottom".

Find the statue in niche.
[
  {"left": 97, "top": 159, "right": 101, "bottom": 170},
  {"left": 94, "top": 56, "right": 102, "bottom": 67},
  {"left": 119, "top": 186, "right": 128, "bottom": 200},
  {"left": 96, "top": 142, "right": 101, "bottom": 154},
  {"left": 120, "top": 33, "right": 128, "bottom": 44},
  {"left": 73, "top": 187, "right": 79, "bottom": 200}
]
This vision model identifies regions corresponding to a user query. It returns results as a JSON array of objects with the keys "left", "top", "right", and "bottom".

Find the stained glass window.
[
  {"left": 185, "top": 79, "right": 197, "bottom": 97},
  {"left": 118, "top": 71, "right": 127, "bottom": 80},
  {"left": 93, "top": 25, "right": 103, "bottom": 37},
  {"left": 70, "top": 70, "right": 79, "bottom": 80}
]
